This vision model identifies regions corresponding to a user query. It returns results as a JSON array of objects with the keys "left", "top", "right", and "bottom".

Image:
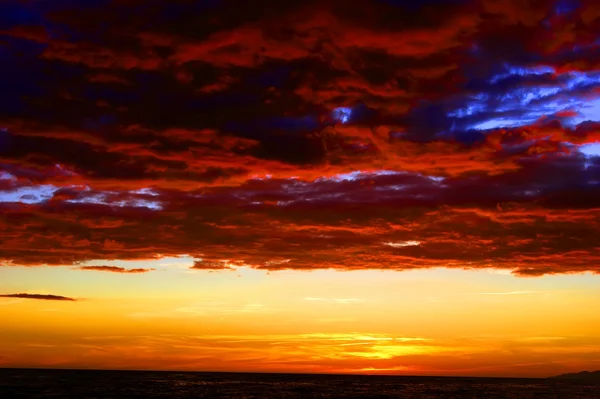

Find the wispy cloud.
[
  {"left": 384, "top": 241, "right": 421, "bottom": 248},
  {"left": 465, "top": 291, "right": 542, "bottom": 296},
  {"left": 129, "top": 302, "right": 269, "bottom": 318},
  {"left": 5, "top": 331, "right": 599, "bottom": 376},
  {"left": 303, "top": 297, "right": 364, "bottom": 304},
  {"left": 76, "top": 266, "right": 155, "bottom": 274}
]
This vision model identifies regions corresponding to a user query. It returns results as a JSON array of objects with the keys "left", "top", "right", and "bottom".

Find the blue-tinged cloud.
[{"left": 444, "top": 65, "right": 600, "bottom": 133}]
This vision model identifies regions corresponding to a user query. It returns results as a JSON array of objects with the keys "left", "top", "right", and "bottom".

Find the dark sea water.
[{"left": 0, "top": 369, "right": 598, "bottom": 399}]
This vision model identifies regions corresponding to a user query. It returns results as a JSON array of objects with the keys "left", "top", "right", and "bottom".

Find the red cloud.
[
  {"left": 1, "top": 0, "right": 600, "bottom": 277},
  {"left": 4, "top": 119, "right": 600, "bottom": 193},
  {"left": 41, "top": 40, "right": 164, "bottom": 71},
  {"left": 1, "top": 166, "right": 599, "bottom": 277}
]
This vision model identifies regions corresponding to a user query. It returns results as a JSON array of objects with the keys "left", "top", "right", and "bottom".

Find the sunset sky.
[{"left": 1, "top": 0, "right": 600, "bottom": 378}]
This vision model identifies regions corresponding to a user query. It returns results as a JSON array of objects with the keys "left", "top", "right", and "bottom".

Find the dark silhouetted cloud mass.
[{"left": 0, "top": 293, "right": 76, "bottom": 301}]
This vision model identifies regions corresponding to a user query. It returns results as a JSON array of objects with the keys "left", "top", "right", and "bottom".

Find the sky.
[{"left": 1, "top": 0, "right": 600, "bottom": 378}]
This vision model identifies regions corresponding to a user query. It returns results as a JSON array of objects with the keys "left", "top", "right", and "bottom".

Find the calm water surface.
[{"left": 0, "top": 369, "right": 598, "bottom": 398}]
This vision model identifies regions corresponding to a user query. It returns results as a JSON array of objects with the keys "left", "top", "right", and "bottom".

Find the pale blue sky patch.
[
  {"left": 579, "top": 142, "right": 600, "bottom": 157},
  {"left": 332, "top": 107, "right": 353, "bottom": 124}
]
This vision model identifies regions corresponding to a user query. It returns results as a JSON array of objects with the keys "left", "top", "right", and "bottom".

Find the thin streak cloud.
[{"left": 0, "top": 293, "right": 76, "bottom": 301}]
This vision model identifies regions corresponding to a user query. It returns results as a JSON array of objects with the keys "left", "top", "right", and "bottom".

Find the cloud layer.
[{"left": 1, "top": 0, "right": 600, "bottom": 276}]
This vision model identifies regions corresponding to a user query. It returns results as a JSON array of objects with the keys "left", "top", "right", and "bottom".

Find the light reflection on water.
[{"left": 0, "top": 369, "right": 598, "bottom": 398}]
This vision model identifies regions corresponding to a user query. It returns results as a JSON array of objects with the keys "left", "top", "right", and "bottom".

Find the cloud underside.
[
  {"left": 77, "top": 266, "right": 154, "bottom": 273},
  {"left": 2, "top": 192, "right": 599, "bottom": 277},
  {"left": 1, "top": 0, "right": 600, "bottom": 276},
  {"left": 0, "top": 293, "right": 76, "bottom": 301}
]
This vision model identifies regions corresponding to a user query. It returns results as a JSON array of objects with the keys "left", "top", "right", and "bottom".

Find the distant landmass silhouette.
[{"left": 551, "top": 371, "right": 600, "bottom": 382}]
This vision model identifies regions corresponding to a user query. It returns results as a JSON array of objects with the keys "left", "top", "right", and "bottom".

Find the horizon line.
[{"left": 0, "top": 366, "right": 557, "bottom": 379}]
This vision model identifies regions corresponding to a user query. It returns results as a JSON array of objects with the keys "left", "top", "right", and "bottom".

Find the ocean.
[{"left": 0, "top": 368, "right": 598, "bottom": 398}]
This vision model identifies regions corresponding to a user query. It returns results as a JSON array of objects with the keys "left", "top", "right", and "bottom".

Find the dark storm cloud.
[{"left": 1, "top": 0, "right": 600, "bottom": 276}]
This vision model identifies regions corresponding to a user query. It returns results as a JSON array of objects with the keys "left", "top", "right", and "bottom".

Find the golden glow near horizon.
[{"left": 2, "top": 258, "right": 600, "bottom": 377}]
